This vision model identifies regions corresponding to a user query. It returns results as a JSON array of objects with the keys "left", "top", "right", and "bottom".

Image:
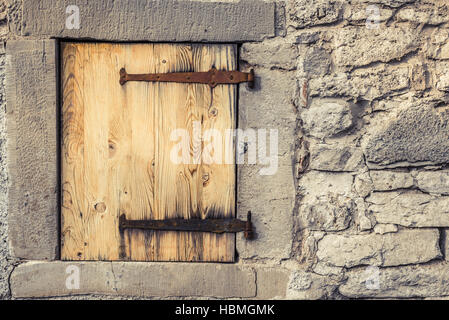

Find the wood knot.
[
  {"left": 108, "top": 141, "right": 117, "bottom": 158},
  {"left": 94, "top": 202, "right": 107, "bottom": 213},
  {"left": 209, "top": 108, "right": 218, "bottom": 117},
  {"left": 202, "top": 173, "right": 210, "bottom": 186}
]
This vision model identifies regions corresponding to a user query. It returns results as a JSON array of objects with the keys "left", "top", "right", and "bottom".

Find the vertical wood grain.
[{"left": 61, "top": 42, "right": 236, "bottom": 261}]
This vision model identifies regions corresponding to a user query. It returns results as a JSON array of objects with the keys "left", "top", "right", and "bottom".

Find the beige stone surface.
[
  {"left": 368, "top": 191, "right": 449, "bottom": 227},
  {"left": 340, "top": 262, "right": 449, "bottom": 298},
  {"left": 316, "top": 229, "right": 441, "bottom": 268},
  {"left": 10, "top": 262, "right": 256, "bottom": 299}
]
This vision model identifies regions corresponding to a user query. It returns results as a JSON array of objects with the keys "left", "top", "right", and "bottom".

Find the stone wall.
[
  {"left": 1, "top": 0, "right": 449, "bottom": 300},
  {"left": 286, "top": 0, "right": 449, "bottom": 299}
]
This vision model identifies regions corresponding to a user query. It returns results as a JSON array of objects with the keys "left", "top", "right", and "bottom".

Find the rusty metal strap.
[
  {"left": 120, "top": 67, "right": 255, "bottom": 88},
  {"left": 119, "top": 211, "right": 254, "bottom": 239}
]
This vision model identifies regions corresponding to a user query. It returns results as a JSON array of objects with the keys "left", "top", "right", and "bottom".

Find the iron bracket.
[
  {"left": 119, "top": 211, "right": 254, "bottom": 240},
  {"left": 120, "top": 67, "right": 255, "bottom": 89}
]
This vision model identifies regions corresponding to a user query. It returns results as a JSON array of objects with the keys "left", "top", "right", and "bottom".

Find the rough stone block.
[
  {"left": 416, "top": 170, "right": 449, "bottom": 195},
  {"left": 427, "top": 29, "right": 449, "bottom": 60},
  {"left": 367, "top": 191, "right": 449, "bottom": 227},
  {"left": 340, "top": 262, "right": 449, "bottom": 298},
  {"left": 309, "top": 144, "right": 363, "bottom": 172},
  {"left": 343, "top": 3, "right": 393, "bottom": 24},
  {"left": 10, "top": 262, "right": 256, "bottom": 298},
  {"left": 21, "top": 0, "right": 275, "bottom": 42},
  {"left": 364, "top": 106, "right": 449, "bottom": 167},
  {"left": 370, "top": 170, "right": 414, "bottom": 191},
  {"left": 298, "top": 194, "right": 353, "bottom": 231},
  {"left": 354, "top": 172, "right": 374, "bottom": 198},
  {"left": 317, "top": 229, "right": 441, "bottom": 268},
  {"left": 286, "top": 270, "right": 337, "bottom": 299},
  {"left": 397, "top": 4, "right": 449, "bottom": 25},
  {"left": 240, "top": 38, "right": 298, "bottom": 71},
  {"left": 288, "top": 0, "right": 343, "bottom": 28},
  {"left": 303, "top": 47, "right": 331, "bottom": 77},
  {"left": 301, "top": 100, "right": 353, "bottom": 139},
  {"left": 309, "top": 65, "right": 409, "bottom": 101},
  {"left": 6, "top": 40, "right": 58, "bottom": 260},
  {"left": 300, "top": 171, "right": 354, "bottom": 197},
  {"left": 334, "top": 26, "right": 419, "bottom": 70}
]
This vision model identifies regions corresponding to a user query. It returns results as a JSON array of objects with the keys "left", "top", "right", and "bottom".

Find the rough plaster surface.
[{"left": 3, "top": 0, "right": 449, "bottom": 300}]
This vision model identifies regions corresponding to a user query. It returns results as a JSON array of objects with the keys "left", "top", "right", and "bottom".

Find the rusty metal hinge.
[
  {"left": 120, "top": 67, "right": 255, "bottom": 89},
  {"left": 119, "top": 211, "right": 254, "bottom": 240}
]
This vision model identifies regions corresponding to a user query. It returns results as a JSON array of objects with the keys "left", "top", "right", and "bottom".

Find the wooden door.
[{"left": 61, "top": 43, "right": 236, "bottom": 262}]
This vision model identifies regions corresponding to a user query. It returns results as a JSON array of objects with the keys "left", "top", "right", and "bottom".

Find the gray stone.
[
  {"left": 288, "top": 0, "right": 343, "bottom": 28},
  {"left": 309, "top": 65, "right": 409, "bottom": 100},
  {"left": 239, "top": 68, "right": 297, "bottom": 127},
  {"left": 295, "top": 32, "right": 320, "bottom": 44},
  {"left": 302, "top": 100, "right": 353, "bottom": 139},
  {"left": 0, "top": 41, "right": 11, "bottom": 299},
  {"left": 298, "top": 194, "right": 353, "bottom": 231},
  {"left": 397, "top": 3, "right": 449, "bottom": 25},
  {"left": 6, "top": 40, "right": 58, "bottom": 260},
  {"left": 6, "top": 0, "right": 21, "bottom": 36},
  {"left": 240, "top": 38, "right": 298, "bottom": 71},
  {"left": 237, "top": 162, "right": 295, "bottom": 260},
  {"left": 370, "top": 170, "right": 414, "bottom": 191},
  {"left": 303, "top": 48, "right": 331, "bottom": 76},
  {"left": 275, "top": 1, "right": 287, "bottom": 37},
  {"left": 335, "top": 26, "right": 419, "bottom": 70},
  {"left": 356, "top": 197, "right": 372, "bottom": 232},
  {"left": 237, "top": 68, "right": 296, "bottom": 261},
  {"left": 317, "top": 229, "right": 441, "bottom": 268},
  {"left": 255, "top": 268, "right": 289, "bottom": 299},
  {"left": 309, "top": 144, "right": 363, "bottom": 172},
  {"left": 367, "top": 191, "right": 449, "bottom": 227},
  {"left": 416, "top": 170, "right": 449, "bottom": 195},
  {"left": 343, "top": 3, "right": 393, "bottom": 24},
  {"left": 286, "top": 270, "right": 337, "bottom": 299},
  {"left": 21, "top": 0, "right": 275, "bottom": 42},
  {"left": 364, "top": 106, "right": 449, "bottom": 167},
  {"left": 10, "top": 262, "right": 256, "bottom": 298},
  {"left": 299, "top": 171, "right": 354, "bottom": 198},
  {"left": 354, "top": 172, "right": 374, "bottom": 198},
  {"left": 427, "top": 29, "right": 449, "bottom": 60},
  {"left": 340, "top": 262, "right": 449, "bottom": 298}
]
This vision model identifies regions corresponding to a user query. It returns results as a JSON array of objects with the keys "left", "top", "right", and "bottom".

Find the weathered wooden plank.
[
  {"left": 62, "top": 43, "right": 236, "bottom": 261},
  {"left": 6, "top": 40, "right": 59, "bottom": 260},
  {"left": 61, "top": 43, "right": 87, "bottom": 260}
]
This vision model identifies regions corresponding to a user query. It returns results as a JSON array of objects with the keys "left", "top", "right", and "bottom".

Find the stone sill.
[{"left": 10, "top": 261, "right": 258, "bottom": 299}]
